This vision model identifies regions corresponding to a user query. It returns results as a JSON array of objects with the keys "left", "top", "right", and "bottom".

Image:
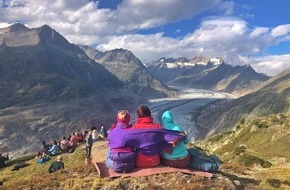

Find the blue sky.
[{"left": 1, "top": 0, "right": 290, "bottom": 76}]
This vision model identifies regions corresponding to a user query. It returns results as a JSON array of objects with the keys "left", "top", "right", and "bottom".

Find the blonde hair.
[
  {"left": 117, "top": 110, "right": 129, "bottom": 120},
  {"left": 57, "top": 156, "right": 62, "bottom": 161}
]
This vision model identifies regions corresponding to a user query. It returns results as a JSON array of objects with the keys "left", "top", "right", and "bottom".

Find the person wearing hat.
[
  {"left": 160, "top": 110, "right": 190, "bottom": 168},
  {"left": 48, "top": 156, "right": 64, "bottom": 173},
  {"left": 0, "top": 152, "right": 9, "bottom": 168}
]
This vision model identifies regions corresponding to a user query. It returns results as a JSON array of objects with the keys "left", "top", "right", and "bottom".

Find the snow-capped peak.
[{"left": 209, "top": 58, "right": 222, "bottom": 65}]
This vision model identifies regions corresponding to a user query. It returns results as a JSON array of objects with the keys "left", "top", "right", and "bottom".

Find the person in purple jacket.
[
  {"left": 106, "top": 110, "right": 135, "bottom": 173},
  {"left": 107, "top": 109, "right": 186, "bottom": 173}
]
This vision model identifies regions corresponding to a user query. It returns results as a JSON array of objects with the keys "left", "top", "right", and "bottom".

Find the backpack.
[{"left": 188, "top": 148, "right": 221, "bottom": 172}]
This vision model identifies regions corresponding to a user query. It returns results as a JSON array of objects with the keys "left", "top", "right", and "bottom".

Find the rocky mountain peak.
[
  {"left": 103, "top": 48, "right": 139, "bottom": 63},
  {"left": 0, "top": 23, "right": 29, "bottom": 34},
  {"left": 191, "top": 55, "right": 210, "bottom": 63}
]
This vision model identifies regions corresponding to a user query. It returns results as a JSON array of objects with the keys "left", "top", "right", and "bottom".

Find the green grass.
[
  {"left": 193, "top": 114, "right": 290, "bottom": 189},
  {"left": 0, "top": 142, "right": 235, "bottom": 190},
  {"left": 1, "top": 114, "right": 290, "bottom": 189}
]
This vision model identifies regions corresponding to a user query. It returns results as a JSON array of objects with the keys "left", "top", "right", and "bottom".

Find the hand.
[{"left": 168, "top": 141, "right": 176, "bottom": 146}]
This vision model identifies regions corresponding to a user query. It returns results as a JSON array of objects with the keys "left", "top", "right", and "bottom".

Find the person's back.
[
  {"left": 85, "top": 130, "right": 93, "bottom": 160},
  {"left": 91, "top": 126, "right": 98, "bottom": 142},
  {"left": 107, "top": 110, "right": 136, "bottom": 173},
  {"left": 70, "top": 133, "right": 79, "bottom": 146},
  {"left": 76, "top": 132, "right": 84, "bottom": 143},
  {"left": 48, "top": 156, "right": 64, "bottom": 173},
  {"left": 60, "top": 137, "right": 70, "bottom": 151},
  {"left": 161, "top": 110, "right": 190, "bottom": 168},
  {"left": 131, "top": 105, "right": 162, "bottom": 168}
]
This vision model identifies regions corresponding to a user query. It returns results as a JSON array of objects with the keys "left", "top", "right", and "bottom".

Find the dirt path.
[{"left": 91, "top": 140, "right": 108, "bottom": 163}]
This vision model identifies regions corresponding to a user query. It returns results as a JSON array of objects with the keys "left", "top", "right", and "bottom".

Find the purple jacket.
[{"left": 108, "top": 125, "right": 185, "bottom": 156}]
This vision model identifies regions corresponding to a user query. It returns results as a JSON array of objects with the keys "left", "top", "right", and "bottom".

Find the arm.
[{"left": 48, "top": 145, "right": 54, "bottom": 152}]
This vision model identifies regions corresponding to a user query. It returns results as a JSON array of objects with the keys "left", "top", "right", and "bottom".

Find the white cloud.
[
  {"left": 176, "top": 17, "right": 276, "bottom": 59},
  {"left": 115, "top": 0, "right": 234, "bottom": 30},
  {"left": 1, "top": 0, "right": 290, "bottom": 76},
  {"left": 250, "top": 27, "right": 269, "bottom": 38},
  {"left": 97, "top": 33, "right": 181, "bottom": 63},
  {"left": 271, "top": 24, "right": 290, "bottom": 37},
  {"left": 244, "top": 55, "right": 290, "bottom": 76},
  {"left": 0, "top": 0, "right": 233, "bottom": 38}
]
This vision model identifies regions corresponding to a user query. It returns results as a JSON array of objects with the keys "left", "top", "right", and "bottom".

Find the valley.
[{"left": 147, "top": 87, "right": 236, "bottom": 141}]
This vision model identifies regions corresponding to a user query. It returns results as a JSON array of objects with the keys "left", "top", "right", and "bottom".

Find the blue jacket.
[
  {"left": 161, "top": 111, "right": 189, "bottom": 160},
  {"left": 48, "top": 145, "right": 58, "bottom": 155}
]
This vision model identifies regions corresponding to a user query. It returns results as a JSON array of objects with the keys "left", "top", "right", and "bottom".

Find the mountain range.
[
  {"left": 195, "top": 67, "right": 290, "bottom": 138},
  {"left": 0, "top": 24, "right": 141, "bottom": 155},
  {"left": 79, "top": 45, "right": 175, "bottom": 98},
  {"left": 146, "top": 57, "right": 270, "bottom": 96},
  {"left": 0, "top": 23, "right": 289, "bottom": 190},
  {"left": 0, "top": 23, "right": 285, "bottom": 158}
]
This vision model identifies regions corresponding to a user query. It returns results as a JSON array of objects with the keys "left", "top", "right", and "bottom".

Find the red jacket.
[
  {"left": 131, "top": 117, "right": 162, "bottom": 168},
  {"left": 131, "top": 117, "right": 162, "bottom": 129}
]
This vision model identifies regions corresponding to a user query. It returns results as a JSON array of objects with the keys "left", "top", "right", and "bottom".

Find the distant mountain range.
[
  {"left": 80, "top": 46, "right": 175, "bottom": 98},
  {"left": 146, "top": 57, "right": 270, "bottom": 95},
  {"left": 0, "top": 23, "right": 282, "bottom": 157}
]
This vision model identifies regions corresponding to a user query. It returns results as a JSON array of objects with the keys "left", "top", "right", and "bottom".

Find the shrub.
[
  {"left": 239, "top": 118, "right": 245, "bottom": 125},
  {"left": 257, "top": 123, "right": 268, "bottom": 129},
  {"left": 262, "top": 161, "right": 272, "bottom": 168},
  {"left": 266, "top": 179, "right": 281, "bottom": 188},
  {"left": 233, "top": 147, "right": 246, "bottom": 156},
  {"left": 239, "top": 154, "right": 265, "bottom": 167}
]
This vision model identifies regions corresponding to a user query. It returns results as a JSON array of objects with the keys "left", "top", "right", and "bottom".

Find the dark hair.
[
  {"left": 137, "top": 105, "right": 151, "bottom": 118},
  {"left": 91, "top": 126, "right": 96, "bottom": 130}
]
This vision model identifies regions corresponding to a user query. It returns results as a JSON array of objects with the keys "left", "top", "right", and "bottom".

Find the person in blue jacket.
[
  {"left": 47, "top": 140, "right": 59, "bottom": 156},
  {"left": 161, "top": 110, "right": 191, "bottom": 168}
]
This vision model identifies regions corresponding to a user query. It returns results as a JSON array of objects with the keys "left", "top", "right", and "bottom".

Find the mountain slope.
[
  {"left": 194, "top": 114, "right": 290, "bottom": 189},
  {"left": 146, "top": 57, "right": 270, "bottom": 95},
  {"left": 0, "top": 24, "right": 123, "bottom": 108},
  {"left": 0, "top": 24, "right": 139, "bottom": 156},
  {"left": 196, "top": 68, "right": 290, "bottom": 138},
  {"left": 0, "top": 141, "right": 237, "bottom": 189},
  {"left": 80, "top": 46, "right": 176, "bottom": 98}
]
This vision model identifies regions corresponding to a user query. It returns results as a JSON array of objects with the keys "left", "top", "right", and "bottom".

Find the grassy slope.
[
  {"left": 194, "top": 114, "right": 290, "bottom": 189},
  {"left": 0, "top": 141, "right": 237, "bottom": 190},
  {"left": 2, "top": 115, "right": 290, "bottom": 190}
]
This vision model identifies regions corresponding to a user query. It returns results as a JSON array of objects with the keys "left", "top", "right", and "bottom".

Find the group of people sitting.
[
  {"left": 37, "top": 126, "right": 107, "bottom": 171},
  {"left": 37, "top": 131, "right": 89, "bottom": 159},
  {"left": 106, "top": 105, "right": 190, "bottom": 173}
]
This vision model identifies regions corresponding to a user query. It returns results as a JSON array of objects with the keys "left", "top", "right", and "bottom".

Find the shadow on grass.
[{"left": 218, "top": 171, "right": 260, "bottom": 190}]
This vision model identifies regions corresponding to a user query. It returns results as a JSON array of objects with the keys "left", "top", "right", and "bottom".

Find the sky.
[{"left": 1, "top": 0, "right": 290, "bottom": 76}]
